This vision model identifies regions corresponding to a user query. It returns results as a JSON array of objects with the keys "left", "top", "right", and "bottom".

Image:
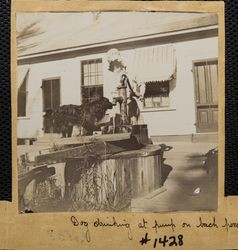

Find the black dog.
[{"left": 44, "top": 97, "right": 113, "bottom": 137}]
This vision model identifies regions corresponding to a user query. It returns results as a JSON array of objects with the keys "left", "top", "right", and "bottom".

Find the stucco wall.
[
  {"left": 17, "top": 57, "right": 83, "bottom": 138},
  {"left": 17, "top": 36, "right": 218, "bottom": 138},
  {"left": 137, "top": 37, "right": 218, "bottom": 136}
]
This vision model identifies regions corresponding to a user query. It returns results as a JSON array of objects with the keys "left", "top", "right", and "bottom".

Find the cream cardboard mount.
[{"left": 1, "top": 1, "right": 236, "bottom": 250}]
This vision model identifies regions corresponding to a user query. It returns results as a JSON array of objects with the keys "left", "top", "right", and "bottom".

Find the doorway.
[
  {"left": 42, "top": 78, "right": 60, "bottom": 133},
  {"left": 193, "top": 59, "right": 218, "bottom": 133}
]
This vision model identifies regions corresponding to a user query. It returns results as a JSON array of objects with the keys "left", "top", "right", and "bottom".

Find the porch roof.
[{"left": 17, "top": 12, "right": 218, "bottom": 58}]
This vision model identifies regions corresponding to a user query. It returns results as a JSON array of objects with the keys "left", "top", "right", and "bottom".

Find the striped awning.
[
  {"left": 131, "top": 44, "right": 176, "bottom": 83},
  {"left": 17, "top": 65, "right": 29, "bottom": 88}
]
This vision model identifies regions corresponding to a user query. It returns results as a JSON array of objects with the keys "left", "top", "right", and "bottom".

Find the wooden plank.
[
  {"left": 43, "top": 132, "right": 132, "bottom": 146},
  {"left": 110, "top": 144, "right": 162, "bottom": 160},
  {"left": 34, "top": 128, "right": 150, "bottom": 164},
  {"left": 18, "top": 165, "right": 55, "bottom": 196},
  {"left": 35, "top": 139, "right": 138, "bottom": 164}
]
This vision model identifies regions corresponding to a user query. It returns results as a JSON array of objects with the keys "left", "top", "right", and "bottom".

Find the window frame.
[
  {"left": 81, "top": 58, "right": 104, "bottom": 104},
  {"left": 41, "top": 77, "right": 61, "bottom": 112},
  {"left": 143, "top": 80, "right": 171, "bottom": 109}
]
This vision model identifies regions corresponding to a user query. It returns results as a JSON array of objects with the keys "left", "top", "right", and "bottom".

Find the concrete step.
[
  {"left": 36, "top": 133, "right": 61, "bottom": 142},
  {"left": 151, "top": 133, "right": 218, "bottom": 143},
  {"left": 34, "top": 134, "right": 62, "bottom": 147},
  {"left": 33, "top": 141, "right": 54, "bottom": 148},
  {"left": 17, "top": 138, "right": 36, "bottom": 145}
]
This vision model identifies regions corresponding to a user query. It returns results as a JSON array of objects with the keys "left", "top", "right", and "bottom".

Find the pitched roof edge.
[{"left": 17, "top": 24, "right": 218, "bottom": 62}]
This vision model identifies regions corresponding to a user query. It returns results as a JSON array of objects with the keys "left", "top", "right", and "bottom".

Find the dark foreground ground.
[
  {"left": 18, "top": 140, "right": 218, "bottom": 213},
  {"left": 131, "top": 142, "right": 218, "bottom": 212}
]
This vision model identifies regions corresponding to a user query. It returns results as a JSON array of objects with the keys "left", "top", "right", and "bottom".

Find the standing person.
[
  {"left": 127, "top": 77, "right": 145, "bottom": 125},
  {"left": 106, "top": 48, "right": 145, "bottom": 130},
  {"left": 106, "top": 49, "right": 127, "bottom": 132}
]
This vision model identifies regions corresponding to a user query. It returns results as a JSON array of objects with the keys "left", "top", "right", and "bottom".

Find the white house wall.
[
  {"left": 17, "top": 57, "right": 82, "bottom": 138},
  {"left": 111, "top": 37, "right": 218, "bottom": 136},
  {"left": 133, "top": 37, "right": 218, "bottom": 136},
  {"left": 17, "top": 36, "right": 218, "bottom": 138}
]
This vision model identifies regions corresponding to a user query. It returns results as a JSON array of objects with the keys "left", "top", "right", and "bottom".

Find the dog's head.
[
  {"left": 100, "top": 97, "right": 113, "bottom": 110},
  {"left": 90, "top": 97, "right": 113, "bottom": 110}
]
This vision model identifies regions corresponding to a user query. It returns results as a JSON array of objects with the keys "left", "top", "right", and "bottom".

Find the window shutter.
[
  {"left": 52, "top": 79, "right": 60, "bottom": 109},
  {"left": 42, "top": 80, "right": 52, "bottom": 111},
  {"left": 17, "top": 78, "right": 27, "bottom": 117}
]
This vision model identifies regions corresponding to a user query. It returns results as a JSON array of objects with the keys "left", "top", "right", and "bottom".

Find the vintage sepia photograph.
[{"left": 17, "top": 11, "right": 219, "bottom": 213}]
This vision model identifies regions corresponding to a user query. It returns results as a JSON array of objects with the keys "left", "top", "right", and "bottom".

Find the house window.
[
  {"left": 144, "top": 81, "right": 170, "bottom": 108},
  {"left": 81, "top": 59, "right": 103, "bottom": 104},
  {"left": 42, "top": 78, "right": 60, "bottom": 111},
  {"left": 17, "top": 76, "right": 28, "bottom": 117}
]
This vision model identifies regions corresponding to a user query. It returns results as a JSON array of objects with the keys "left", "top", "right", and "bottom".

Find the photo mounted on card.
[
  {"left": 7, "top": 1, "right": 230, "bottom": 249},
  {"left": 16, "top": 8, "right": 219, "bottom": 214}
]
